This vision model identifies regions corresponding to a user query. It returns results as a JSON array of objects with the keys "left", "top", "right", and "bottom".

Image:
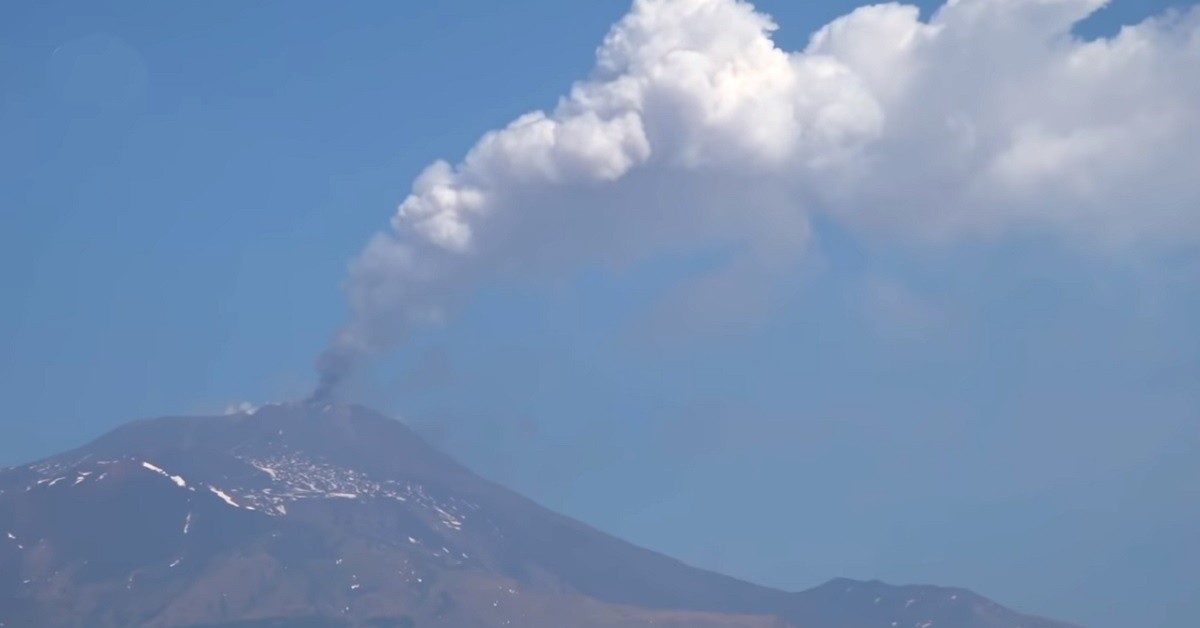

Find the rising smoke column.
[{"left": 313, "top": 0, "right": 1200, "bottom": 398}]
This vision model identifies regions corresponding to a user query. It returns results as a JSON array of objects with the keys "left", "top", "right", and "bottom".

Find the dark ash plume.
[{"left": 308, "top": 345, "right": 359, "bottom": 403}]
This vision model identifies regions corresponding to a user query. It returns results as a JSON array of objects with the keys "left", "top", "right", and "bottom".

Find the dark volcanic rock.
[{"left": 0, "top": 402, "right": 1081, "bottom": 628}]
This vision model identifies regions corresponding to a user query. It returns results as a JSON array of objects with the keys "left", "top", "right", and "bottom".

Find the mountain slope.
[{"left": 0, "top": 402, "right": 1080, "bottom": 628}]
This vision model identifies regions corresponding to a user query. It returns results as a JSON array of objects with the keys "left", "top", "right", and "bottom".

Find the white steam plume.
[{"left": 312, "top": 0, "right": 1200, "bottom": 398}]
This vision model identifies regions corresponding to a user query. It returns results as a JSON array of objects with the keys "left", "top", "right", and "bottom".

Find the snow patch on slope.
[
  {"left": 141, "top": 461, "right": 187, "bottom": 488},
  {"left": 207, "top": 486, "right": 241, "bottom": 508}
]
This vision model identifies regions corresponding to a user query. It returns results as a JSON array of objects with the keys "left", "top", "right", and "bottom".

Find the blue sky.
[{"left": 2, "top": 1, "right": 1198, "bottom": 627}]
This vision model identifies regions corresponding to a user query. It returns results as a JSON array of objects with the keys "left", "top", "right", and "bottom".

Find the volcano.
[{"left": 0, "top": 402, "right": 1081, "bottom": 627}]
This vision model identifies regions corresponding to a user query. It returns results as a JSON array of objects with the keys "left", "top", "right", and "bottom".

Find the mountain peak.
[
  {"left": 83, "top": 401, "right": 437, "bottom": 462},
  {"left": 1, "top": 404, "right": 1082, "bottom": 628}
]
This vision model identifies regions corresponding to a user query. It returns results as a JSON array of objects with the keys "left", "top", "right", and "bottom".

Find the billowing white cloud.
[
  {"left": 313, "top": 0, "right": 1200, "bottom": 396},
  {"left": 808, "top": 0, "right": 1200, "bottom": 244}
]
